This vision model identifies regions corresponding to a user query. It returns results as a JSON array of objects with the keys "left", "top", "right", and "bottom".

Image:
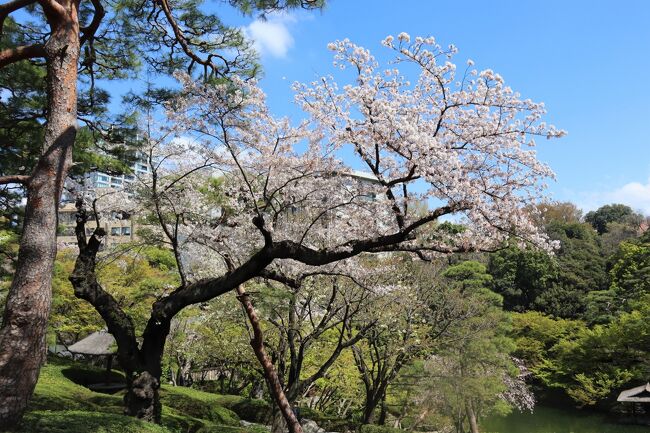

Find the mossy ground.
[{"left": 3, "top": 357, "right": 269, "bottom": 433}]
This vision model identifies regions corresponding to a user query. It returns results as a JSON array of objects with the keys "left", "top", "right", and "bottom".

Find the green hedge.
[
  {"left": 230, "top": 399, "right": 272, "bottom": 424},
  {"left": 159, "top": 389, "right": 240, "bottom": 426},
  {"left": 359, "top": 424, "right": 404, "bottom": 433},
  {"left": 15, "top": 410, "right": 173, "bottom": 433}
]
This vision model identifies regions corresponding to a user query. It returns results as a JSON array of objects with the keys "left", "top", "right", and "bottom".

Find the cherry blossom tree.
[
  {"left": 0, "top": 0, "right": 325, "bottom": 425},
  {"left": 70, "top": 33, "right": 563, "bottom": 429}
]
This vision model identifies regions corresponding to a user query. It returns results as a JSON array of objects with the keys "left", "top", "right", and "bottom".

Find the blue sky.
[{"left": 221, "top": 0, "right": 650, "bottom": 215}]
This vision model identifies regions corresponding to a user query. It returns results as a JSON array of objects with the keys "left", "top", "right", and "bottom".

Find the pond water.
[{"left": 482, "top": 405, "right": 650, "bottom": 433}]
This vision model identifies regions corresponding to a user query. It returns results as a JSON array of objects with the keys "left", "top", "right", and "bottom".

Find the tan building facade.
[{"left": 57, "top": 202, "right": 137, "bottom": 249}]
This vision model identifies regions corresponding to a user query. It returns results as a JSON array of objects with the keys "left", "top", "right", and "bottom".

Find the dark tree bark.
[
  {"left": 0, "top": 0, "right": 80, "bottom": 425},
  {"left": 377, "top": 393, "right": 387, "bottom": 426},
  {"left": 361, "top": 386, "right": 387, "bottom": 425},
  {"left": 69, "top": 200, "right": 167, "bottom": 423}
]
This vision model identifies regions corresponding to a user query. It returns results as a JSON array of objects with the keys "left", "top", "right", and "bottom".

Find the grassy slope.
[{"left": 5, "top": 358, "right": 268, "bottom": 433}]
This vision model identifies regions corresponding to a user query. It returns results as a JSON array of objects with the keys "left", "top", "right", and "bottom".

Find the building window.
[
  {"left": 122, "top": 226, "right": 131, "bottom": 236},
  {"left": 111, "top": 227, "right": 120, "bottom": 236}
]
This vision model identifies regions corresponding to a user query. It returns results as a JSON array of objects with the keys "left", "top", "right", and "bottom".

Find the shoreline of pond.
[{"left": 482, "top": 404, "right": 650, "bottom": 433}]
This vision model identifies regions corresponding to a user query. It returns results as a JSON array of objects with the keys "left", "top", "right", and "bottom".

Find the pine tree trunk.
[{"left": 0, "top": 2, "right": 79, "bottom": 425}]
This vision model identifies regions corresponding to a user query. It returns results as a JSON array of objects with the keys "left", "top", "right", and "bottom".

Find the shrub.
[
  {"left": 359, "top": 425, "right": 403, "bottom": 433},
  {"left": 60, "top": 365, "right": 125, "bottom": 386},
  {"left": 230, "top": 399, "right": 272, "bottom": 424},
  {"left": 16, "top": 410, "right": 173, "bottom": 433},
  {"left": 160, "top": 387, "right": 240, "bottom": 426}
]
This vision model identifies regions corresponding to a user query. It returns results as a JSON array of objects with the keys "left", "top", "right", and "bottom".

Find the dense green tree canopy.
[{"left": 584, "top": 204, "right": 642, "bottom": 235}]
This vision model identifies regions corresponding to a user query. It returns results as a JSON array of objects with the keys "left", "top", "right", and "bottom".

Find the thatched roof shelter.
[
  {"left": 68, "top": 331, "right": 116, "bottom": 356},
  {"left": 618, "top": 383, "right": 650, "bottom": 403}
]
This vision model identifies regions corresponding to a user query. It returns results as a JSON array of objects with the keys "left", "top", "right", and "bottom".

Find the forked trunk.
[
  {"left": 0, "top": 2, "right": 80, "bottom": 425},
  {"left": 70, "top": 202, "right": 169, "bottom": 425},
  {"left": 466, "top": 400, "right": 479, "bottom": 433}
]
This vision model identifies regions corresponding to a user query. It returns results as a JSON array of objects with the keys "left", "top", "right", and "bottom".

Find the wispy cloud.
[
  {"left": 576, "top": 178, "right": 650, "bottom": 215},
  {"left": 244, "top": 13, "right": 297, "bottom": 58}
]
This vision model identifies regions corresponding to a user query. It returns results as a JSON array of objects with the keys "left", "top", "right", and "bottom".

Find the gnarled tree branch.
[
  {"left": 80, "top": 0, "right": 105, "bottom": 46},
  {"left": 156, "top": 0, "right": 228, "bottom": 76},
  {"left": 0, "top": 0, "right": 35, "bottom": 34}
]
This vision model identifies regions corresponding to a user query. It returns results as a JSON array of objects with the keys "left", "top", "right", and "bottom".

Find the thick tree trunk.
[
  {"left": 124, "top": 370, "right": 161, "bottom": 422},
  {"left": 362, "top": 385, "right": 387, "bottom": 425},
  {"left": 0, "top": 2, "right": 79, "bottom": 426},
  {"left": 362, "top": 396, "right": 378, "bottom": 425},
  {"left": 70, "top": 203, "right": 169, "bottom": 425},
  {"left": 236, "top": 286, "right": 303, "bottom": 433},
  {"left": 124, "top": 319, "right": 169, "bottom": 423},
  {"left": 120, "top": 344, "right": 164, "bottom": 423},
  {"left": 378, "top": 392, "right": 387, "bottom": 425}
]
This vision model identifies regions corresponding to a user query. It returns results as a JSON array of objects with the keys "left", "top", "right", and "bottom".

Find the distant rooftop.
[
  {"left": 68, "top": 331, "right": 116, "bottom": 356},
  {"left": 346, "top": 170, "right": 380, "bottom": 183},
  {"left": 618, "top": 383, "right": 650, "bottom": 403}
]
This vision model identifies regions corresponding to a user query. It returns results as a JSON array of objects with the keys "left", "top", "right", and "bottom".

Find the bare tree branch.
[{"left": 80, "top": 0, "right": 105, "bottom": 46}]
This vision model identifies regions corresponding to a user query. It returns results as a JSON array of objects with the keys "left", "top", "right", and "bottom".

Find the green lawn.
[{"left": 5, "top": 357, "right": 270, "bottom": 433}]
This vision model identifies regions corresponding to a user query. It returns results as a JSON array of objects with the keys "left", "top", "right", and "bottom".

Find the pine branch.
[
  {"left": 0, "top": 174, "right": 29, "bottom": 185},
  {"left": 0, "top": 0, "right": 35, "bottom": 34},
  {"left": 0, "top": 43, "right": 45, "bottom": 68}
]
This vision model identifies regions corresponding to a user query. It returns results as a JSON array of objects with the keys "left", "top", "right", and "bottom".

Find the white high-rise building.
[{"left": 86, "top": 154, "right": 150, "bottom": 189}]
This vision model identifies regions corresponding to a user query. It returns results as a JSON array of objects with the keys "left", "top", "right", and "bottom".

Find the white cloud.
[
  {"left": 576, "top": 178, "right": 650, "bottom": 215},
  {"left": 244, "top": 14, "right": 296, "bottom": 58}
]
